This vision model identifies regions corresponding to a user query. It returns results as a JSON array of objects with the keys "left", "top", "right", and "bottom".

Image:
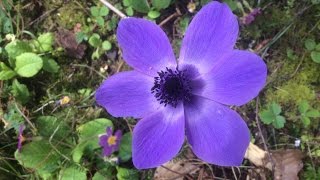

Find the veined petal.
[
  {"left": 194, "top": 50, "right": 267, "bottom": 106},
  {"left": 179, "top": 1, "right": 238, "bottom": 74},
  {"left": 117, "top": 18, "right": 176, "bottom": 76},
  {"left": 184, "top": 96, "right": 250, "bottom": 166},
  {"left": 95, "top": 71, "right": 159, "bottom": 118},
  {"left": 133, "top": 104, "right": 185, "bottom": 169}
]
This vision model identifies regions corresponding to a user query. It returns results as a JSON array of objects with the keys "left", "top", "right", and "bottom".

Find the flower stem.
[{"left": 99, "top": 0, "right": 127, "bottom": 18}]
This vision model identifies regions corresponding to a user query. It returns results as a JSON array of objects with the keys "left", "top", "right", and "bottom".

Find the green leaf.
[
  {"left": 99, "top": 6, "right": 109, "bottom": 16},
  {"left": 305, "top": 39, "right": 316, "bottom": 51},
  {"left": 73, "top": 119, "right": 112, "bottom": 162},
  {"left": 273, "top": 116, "right": 286, "bottom": 129},
  {"left": 5, "top": 40, "right": 32, "bottom": 60},
  {"left": 125, "top": 7, "right": 134, "bottom": 16},
  {"left": 90, "top": 6, "right": 100, "bottom": 17},
  {"left": 151, "top": 0, "right": 171, "bottom": 10},
  {"left": 92, "top": 172, "right": 108, "bottom": 180},
  {"left": 286, "top": 48, "right": 297, "bottom": 61},
  {"left": 259, "top": 110, "right": 274, "bottom": 124},
  {"left": 311, "top": 51, "right": 320, "bottom": 63},
  {"left": 306, "top": 109, "right": 320, "bottom": 118},
  {"left": 15, "top": 140, "right": 60, "bottom": 174},
  {"left": 78, "top": 118, "right": 113, "bottom": 140},
  {"left": 11, "top": 79, "right": 30, "bottom": 104},
  {"left": 59, "top": 165, "right": 87, "bottom": 180},
  {"left": 271, "top": 102, "right": 281, "bottom": 115},
  {"left": 224, "top": 0, "right": 238, "bottom": 11},
  {"left": 36, "top": 116, "right": 70, "bottom": 140},
  {"left": 89, "top": 34, "right": 102, "bottom": 48},
  {"left": 43, "top": 58, "right": 60, "bottom": 73},
  {"left": 119, "top": 133, "right": 132, "bottom": 162},
  {"left": 72, "top": 142, "right": 87, "bottom": 163},
  {"left": 15, "top": 52, "right": 43, "bottom": 77},
  {"left": 34, "top": 33, "right": 54, "bottom": 52},
  {"left": 0, "top": 62, "right": 16, "bottom": 80},
  {"left": 116, "top": 167, "right": 139, "bottom": 180},
  {"left": 76, "top": 32, "right": 88, "bottom": 43},
  {"left": 298, "top": 101, "right": 309, "bottom": 114},
  {"left": 102, "top": 40, "right": 112, "bottom": 51},
  {"left": 301, "top": 116, "right": 311, "bottom": 127},
  {"left": 148, "top": 10, "right": 160, "bottom": 19},
  {"left": 315, "top": 43, "right": 320, "bottom": 51},
  {"left": 132, "top": 0, "right": 150, "bottom": 13},
  {"left": 96, "top": 16, "right": 105, "bottom": 27},
  {"left": 123, "top": 0, "right": 132, "bottom": 7}
]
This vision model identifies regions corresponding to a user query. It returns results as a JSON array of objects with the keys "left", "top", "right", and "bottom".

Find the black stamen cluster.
[{"left": 151, "top": 67, "right": 192, "bottom": 107}]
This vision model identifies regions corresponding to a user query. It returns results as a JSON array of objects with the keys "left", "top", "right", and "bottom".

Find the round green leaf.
[
  {"left": 99, "top": 6, "right": 109, "bottom": 16},
  {"left": 125, "top": 7, "right": 134, "bottom": 16},
  {"left": 123, "top": 0, "right": 132, "bottom": 7},
  {"left": 90, "top": 6, "right": 100, "bottom": 17},
  {"left": 311, "top": 51, "right": 320, "bottom": 63},
  {"left": 305, "top": 39, "right": 316, "bottom": 51},
  {"left": 89, "top": 34, "right": 102, "bottom": 47},
  {"left": 132, "top": 0, "right": 150, "bottom": 13},
  {"left": 15, "top": 53, "right": 43, "bottom": 77},
  {"left": 152, "top": 0, "right": 171, "bottom": 10},
  {"left": 102, "top": 40, "right": 112, "bottom": 50},
  {"left": 148, "top": 10, "right": 160, "bottom": 19}
]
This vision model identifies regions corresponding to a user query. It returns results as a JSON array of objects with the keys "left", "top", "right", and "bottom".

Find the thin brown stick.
[
  {"left": 99, "top": 0, "right": 126, "bottom": 18},
  {"left": 14, "top": 103, "right": 37, "bottom": 134},
  {"left": 255, "top": 98, "right": 275, "bottom": 171}
]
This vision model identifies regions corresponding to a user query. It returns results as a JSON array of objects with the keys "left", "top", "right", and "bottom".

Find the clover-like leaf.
[
  {"left": 0, "top": 62, "right": 16, "bottom": 80},
  {"left": 273, "top": 116, "right": 286, "bottom": 129}
]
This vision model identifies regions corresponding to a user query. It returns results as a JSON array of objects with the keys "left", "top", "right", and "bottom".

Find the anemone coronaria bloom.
[{"left": 96, "top": 1, "right": 267, "bottom": 169}]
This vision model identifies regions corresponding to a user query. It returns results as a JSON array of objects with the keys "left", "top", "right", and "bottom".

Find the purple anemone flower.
[
  {"left": 96, "top": 1, "right": 267, "bottom": 169},
  {"left": 99, "top": 127, "right": 122, "bottom": 156},
  {"left": 17, "top": 124, "right": 26, "bottom": 152}
]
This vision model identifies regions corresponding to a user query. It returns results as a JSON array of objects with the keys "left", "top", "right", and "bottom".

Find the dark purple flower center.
[{"left": 151, "top": 67, "right": 191, "bottom": 107}]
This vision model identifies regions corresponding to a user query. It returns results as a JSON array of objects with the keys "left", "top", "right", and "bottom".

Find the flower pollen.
[
  {"left": 107, "top": 135, "right": 117, "bottom": 146},
  {"left": 151, "top": 67, "right": 191, "bottom": 107}
]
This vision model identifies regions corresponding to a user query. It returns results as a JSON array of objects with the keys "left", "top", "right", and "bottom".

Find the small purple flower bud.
[
  {"left": 99, "top": 127, "right": 122, "bottom": 157},
  {"left": 17, "top": 124, "right": 26, "bottom": 152}
]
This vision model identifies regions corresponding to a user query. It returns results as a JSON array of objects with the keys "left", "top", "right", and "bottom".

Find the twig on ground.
[
  {"left": 159, "top": 8, "right": 182, "bottom": 27},
  {"left": 14, "top": 103, "right": 37, "bottom": 134},
  {"left": 99, "top": 0, "right": 127, "bottom": 18},
  {"left": 254, "top": 98, "right": 275, "bottom": 171}
]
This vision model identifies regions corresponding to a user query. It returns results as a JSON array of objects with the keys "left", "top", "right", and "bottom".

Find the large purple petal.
[
  {"left": 133, "top": 104, "right": 185, "bottom": 169},
  {"left": 179, "top": 1, "right": 239, "bottom": 74},
  {"left": 184, "top": 96, "right": 250, "bottom": 166},
  {"left": 95, "top": 71, "right": 159, "bottom": 118},
  {"left": 194, "top": 50, "right": 267, "bottom": 106},
  {"left": 117, "top": 18, "right": 176, "bottom": 76}
]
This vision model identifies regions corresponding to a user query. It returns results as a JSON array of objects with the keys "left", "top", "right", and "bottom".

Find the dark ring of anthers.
[{"left": 151, "top": 67, "right": 192, "bottom": 107}]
